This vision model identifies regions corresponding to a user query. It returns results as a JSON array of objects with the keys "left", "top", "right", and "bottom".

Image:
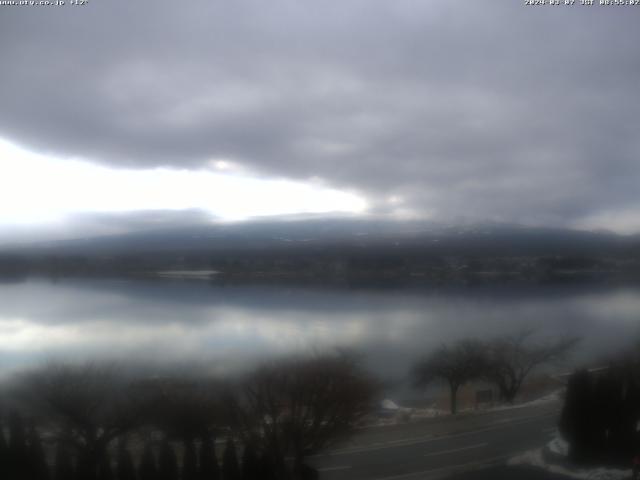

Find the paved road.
[
  {"left": 444, "top": 465, "right": 573, "bottom": 480},
  {"left": 310, "top": 402, "right": 561, "bottom": 480}
]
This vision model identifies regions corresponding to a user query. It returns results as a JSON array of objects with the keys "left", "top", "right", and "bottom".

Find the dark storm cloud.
[{"left": 1, "top": 0, "right": 639, "bottom": 229}]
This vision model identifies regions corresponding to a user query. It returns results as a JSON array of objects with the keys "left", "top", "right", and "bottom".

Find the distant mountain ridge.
[
  {"left": 2, "top": 219, "right": 639, "bottom": 285},
  {"left": 2, "top": 218, "right": 638, "bottom": 257}
]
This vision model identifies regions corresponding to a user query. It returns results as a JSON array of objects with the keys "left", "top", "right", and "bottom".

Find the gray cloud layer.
[{"left": 1, "top": 0, "right": 639, "bottom": 231}]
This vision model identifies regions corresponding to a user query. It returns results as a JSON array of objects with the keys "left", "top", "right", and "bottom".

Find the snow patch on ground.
[
  {"left": 509, "top": 436, "right": 631, "bottom": 480},
  {"left": 373, "top": 390, "right": 562, "bottom": 426},
  {"left": 548, "top": 435, "right": 569, "bottom": 457},
  {"left": 408, "top": 407, "right": 447, "bottom": 420},
  {"left": 381, "top": 398, "right": 400, "bottom": 410},
  {"left": 489, "top": 390, "right": 563, "bottom": 412}
]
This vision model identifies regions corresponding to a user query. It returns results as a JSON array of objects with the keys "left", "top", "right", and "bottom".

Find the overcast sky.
[{"left": 1, "top": 0, "right": 639, "bottom": 240}]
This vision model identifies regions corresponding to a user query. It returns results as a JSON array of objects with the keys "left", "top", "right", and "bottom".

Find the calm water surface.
[{"left": 0, "top": 278, "right": 638, "bottom": 381}]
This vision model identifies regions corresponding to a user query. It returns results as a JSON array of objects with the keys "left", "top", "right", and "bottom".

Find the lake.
[{"left": 0, "top": 278, "right": 638, "bottom": 385}]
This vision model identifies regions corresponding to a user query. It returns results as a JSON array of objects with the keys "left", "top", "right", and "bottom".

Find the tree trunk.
[
  {"left": 450, "top": 383, "right": 459, "bottom": 415},
  {"left": 293, "top": 454, "right": 319, "bottom": 480},
  {"left": 503, "top": 379, "right": 521, "bottom": 404}
]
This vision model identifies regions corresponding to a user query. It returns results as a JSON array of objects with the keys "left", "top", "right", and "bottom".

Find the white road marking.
[
  {"left": 317, "top": 465, "right": 352, "bottom": 472},
  {"left": 423, "top": 442, "right": 488, "bottom": 457},
  {"left": 316, "top": 413, "right": 553, "bottom": 457}
]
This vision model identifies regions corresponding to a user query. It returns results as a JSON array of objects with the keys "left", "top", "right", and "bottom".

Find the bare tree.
[
  {"left": 484, "top": 330, "right": 579, "bottom": 403},
  {"left": 0, "top": 423, "right": 8, "bottom": 479},
  {"left": 116, "top": 439, "right": 137, "bottom": 480},
  {"left": 413, "top": 340, "right": 486, "bottom": 414},
  {"left": 18, "top": 363, "right": 151, "bottom": 480},
  {"left": 158, "top": 438, "right": 179, "bottom": 480},
  {"left": 139, "top": 442, "right": 158, "bottom": 480},
  {"left": 7, "top": 411, "right": 29, "bottom": 480},
  {"left": 182, "top": 438, "right": 198, "bottom": 480},
  {"left": 222, "top": 438, "right": 241, "bottom": 480},
  {"left": 229, "top": 353, "right": 377, "bottom": 478},
  {"left": 28, "top": 422, "right": 49, "bottom": 480},
  {"left": 199, "top": 433, "right": 220, "bottom": 480},
  {"left": 53, "top": 443, "right": 74, "bottom": 480},
  {"left": 148, "top": 377, "right": 223, "bottom": 442}
]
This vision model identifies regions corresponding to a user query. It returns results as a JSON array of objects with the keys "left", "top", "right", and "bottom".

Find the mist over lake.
[{"left": 1, "top": 278, "right": 637, "bottom": 381}]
